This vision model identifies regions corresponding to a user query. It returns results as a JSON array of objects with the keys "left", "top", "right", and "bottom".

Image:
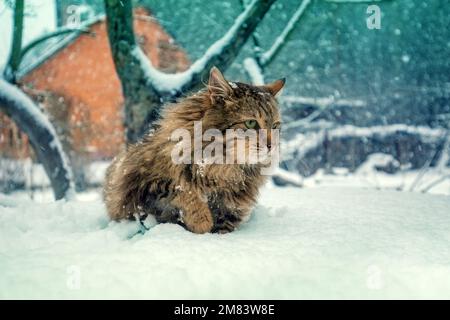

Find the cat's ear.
[
  {"left": 208, "top": 66, "right": 233, "bottom": 103},
  {"left": 263, "top": 78, "right": 285, "bottom": 97}
]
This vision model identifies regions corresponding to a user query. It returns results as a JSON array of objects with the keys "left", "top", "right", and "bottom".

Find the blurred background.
[{"left": 1, "top": 0, "right": 449, "bottom": 200}]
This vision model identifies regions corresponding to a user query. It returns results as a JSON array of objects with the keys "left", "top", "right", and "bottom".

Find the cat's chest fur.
[{"left": 185, "top": 163, "right": 266, "bottom": 231}]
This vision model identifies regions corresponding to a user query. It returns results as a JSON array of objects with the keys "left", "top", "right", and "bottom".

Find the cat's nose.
[{"left": 267, "top": 144, "right": 271, "bottom": 150}]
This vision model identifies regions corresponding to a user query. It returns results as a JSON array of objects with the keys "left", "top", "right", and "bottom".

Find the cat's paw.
[{"left": 188, "top": 218, "right": 213, "bottom": 234}]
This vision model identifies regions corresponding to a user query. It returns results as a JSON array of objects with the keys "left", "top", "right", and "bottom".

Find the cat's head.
[{"left": 202, "top": 67, "right": 284, "bottom": 165}]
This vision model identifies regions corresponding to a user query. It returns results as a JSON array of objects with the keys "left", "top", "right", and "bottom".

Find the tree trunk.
[
  {"left": 3, "top": 0, "right": 24, "bottom": 83},
  {"left": 104, "top": 0, "right": 162, "bottom": 144},
  {"left": 55, "top": 0, "right": 65, "bottom": 27},
  {"left": 0, "top": 79, "right": 74, "bottom": 200}
]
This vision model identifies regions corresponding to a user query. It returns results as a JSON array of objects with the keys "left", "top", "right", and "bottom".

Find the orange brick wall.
[
  {"left": 1, "top": 8, "right": 189, "bottom": 161},
  {"left": 0, "top": 114, "right": 31, "bottom": 159}
]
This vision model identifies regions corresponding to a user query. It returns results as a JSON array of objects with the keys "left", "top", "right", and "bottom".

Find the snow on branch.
[
  {"left": 0, "top": 79, "right": 75, "bottom": 200},
  {"left": 132, "top": 0, "right": 275, "bottom": 94},
  {"left": 329, "top": 125, "right": 447, "bottom": 139},
  {"left": 243, "top": 57, "right": 265, "bottom": 85},
  {"left": 259, "top": 0, "right": 311, "bottom": 66},
  {"left": 282, "top": 95, "right": 367, "bottom": 108},
  {"left": 282, "top": 124, "right": 447, "bottom": 164}
]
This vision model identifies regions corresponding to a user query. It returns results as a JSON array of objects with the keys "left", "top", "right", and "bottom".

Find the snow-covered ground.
[{"left": 1, "top": 184, "right": 450, "bottom": 299}]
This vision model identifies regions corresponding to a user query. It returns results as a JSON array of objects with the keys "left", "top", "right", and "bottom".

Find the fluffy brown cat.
[{"left": 104, "top": 67, "right": 284, "bottom": 234}]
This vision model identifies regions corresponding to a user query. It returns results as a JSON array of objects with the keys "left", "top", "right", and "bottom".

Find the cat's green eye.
[{"left": 245, "top": 120, "right": 258, "bottom": 129}]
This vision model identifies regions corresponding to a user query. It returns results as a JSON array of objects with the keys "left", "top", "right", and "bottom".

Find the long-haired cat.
[{"left": 104, "top": 67, "right": 284, "bottom": 233}]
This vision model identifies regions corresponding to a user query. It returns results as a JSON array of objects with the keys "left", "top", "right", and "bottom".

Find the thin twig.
[{"left": 421, "top": 174, "right": 450, "bottom": 193}]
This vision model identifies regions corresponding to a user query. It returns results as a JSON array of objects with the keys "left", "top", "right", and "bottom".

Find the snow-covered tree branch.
[
  {"left": 104, "top": 0, "right": 277, "bottom": 143},
  {"left": 138, "top": 0, "right": 277, "bottom": 94},
  {"left": 243, "top": 0, "right": 311, "bottom": 84},
  {"left": 0, "top": 0, "right": 75, "bottom": 200},
  {"left": 259, "top": 0, "right": 311, "bottom": 66},
  {"left": 0, "top": 79, "right": 74, "bottom": 200},
  {"left": 20, "top": 27, "right": 92, "bottom": 61}
]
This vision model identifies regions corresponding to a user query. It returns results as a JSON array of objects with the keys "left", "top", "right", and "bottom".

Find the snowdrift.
[{"left": 1, "top": 186, "right": 449, "bottom": 299}]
